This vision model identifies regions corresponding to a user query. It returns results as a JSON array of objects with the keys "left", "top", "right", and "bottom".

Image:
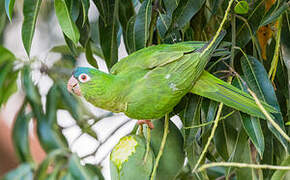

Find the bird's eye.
[{"left": 78, "top": 73, "right": 90, "bottom": 83}]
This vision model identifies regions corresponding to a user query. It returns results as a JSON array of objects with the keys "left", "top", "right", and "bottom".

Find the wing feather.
[{"left": 110, "top": 42, "right": 205, "bottom": 74}]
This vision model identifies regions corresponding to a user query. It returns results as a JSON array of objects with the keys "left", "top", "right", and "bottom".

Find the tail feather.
[{"left": 191, "top": 71, "right": 278, "bottom": 119}]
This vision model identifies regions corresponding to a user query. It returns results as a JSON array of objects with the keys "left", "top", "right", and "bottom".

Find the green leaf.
[
  {"left": 0, "top": 9, "right": 7, "bottom": 37},
  {"left": 75, "top": 8, "right": 90, "bottom": 48},
  {"left": 146, "top": 118, "right": 185, "bottom": 179},
  {"left": 271, "top": 155, "right": 290, "bottom": 180},
  {"left": 0, "top": 72, "right": 18, "bottom": 106},
  {"left": 0, "top": 47, "right": 17, "bottom": 106},
  {"left": 241, "top": 55, "right": 289, "bottom": 153},
  {"left": 80, "top": 0, "right": 90, "bottom": 26},
  {"left": 157, "top": 13, "right": 171, "bottom": 38},
  {"left": 166, "top": 0, "right": 205, "bottom": 35},
  {"left": 35, "top": 149, "right": 68, "bottom": 180},
  {"left": 85, "top": 164, "right": 105, "bottom": 180},
  {"left": 236, "top": 0, "right": 265, "bottom": 49},
  {"left": 55, "top": 0, "right": 80, "bottom": 44},
  {"left": 91, "top": 43, "right": 104, "bottom": 59},
  {"left": 85, "top": 42, "right": 98, "bottom": 68},
  {"left": 57, "top": 81, "right": 81, "bottom": 120},
  {"left": 261, "top": 120, "right": 274, "bottom": 178},
  {"left": 204, "top": 100, "right": 218, "bottom": 133},
  {"left": 230, "top": 130, "right": 254, "bottom": 179},
  {"left": 5, "top": 0, "right": 15, "bottom": 21},
  {"left": 157, "top": 13, "right": 182, "bottom": 44},
  {"left": 0, "top": 63, "right": 13, "bottom": 93},
  {"left": 163, "top": 0, "right": 180, "bottom": 15},
  {"left": 214, "top": 110, "right": 239, "bottom": 161},
  {"left": 119, "top": 0, "right": 135, "bottom": 53},
  {"left": 118, "top": 0, "right": 135, "bottom": 33},
  {"left": 22, "top": 68, "right": 68, "bottom": 153},
  {"left": 22, "top": 66, "right": 42, "bottom": 114},
  {"left": 67, "top": 0, "right": 80, "bottom": 22},
  {"left": 2, "top": 163, "right": 34, "bottom": 180},
  {"left": 96, "top": 0, "right": 119, "bottom": 69},
  {"left": 12, "top": 102, "right": 34, "bottom": 163},
  {"left": 50, "top": 44, "right": 83, "bottom": 56},
  {"left": 0, "top": 45, "right": 15, "bottom": 63},
  {"left": 180, "top": 94, "right": 202, "bottom": 149},
  {"left": 125, "top": 15, "right": 136, "bottom": 54},
  {"left": 240, "top": 113, "right": 265, "bottom": 157},
  {"left": 63, "top": 33, "right": 79, "bottom": 56},
  {"left": 37, "top": 85, "right": 68, "bottom": 152},
  {"left": 68, "top": 154, "right": 100, "bottom": 180},
  {"left": 260, "top": 2, "right": 289, "bottom": 27},
  {"left": 21, "top": 0, "right": 42, "bottom": 56},
  {"left": 90, "top": 20, "right": 100, "bottom": 45},
  {"left": 134, "top": 0, "right": 152, "bottom": 50},
  {"left": 234, "top": 1, "right": 249, "bottom": 14}
]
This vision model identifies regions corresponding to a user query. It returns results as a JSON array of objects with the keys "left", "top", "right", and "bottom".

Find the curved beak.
[{"left": 67, "top": 76, "right": 81, "bottom": 96}]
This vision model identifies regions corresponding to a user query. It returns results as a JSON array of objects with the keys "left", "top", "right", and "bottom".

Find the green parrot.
[{"left": 67, "top": 31, "right": 276, "bottom": 127}]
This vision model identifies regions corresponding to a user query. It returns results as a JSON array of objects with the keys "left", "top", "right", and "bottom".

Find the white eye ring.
[{"left": 78, "top": 73, "right": 90, "bottom": 83}]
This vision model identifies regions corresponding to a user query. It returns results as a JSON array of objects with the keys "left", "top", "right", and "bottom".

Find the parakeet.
[{"left": 67, "top": 31, "right": 276, "bottom": 126}]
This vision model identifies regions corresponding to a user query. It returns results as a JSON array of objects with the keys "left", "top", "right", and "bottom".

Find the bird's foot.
[{"left": 137, "top": 120, "right": 154, "bottom": 129}]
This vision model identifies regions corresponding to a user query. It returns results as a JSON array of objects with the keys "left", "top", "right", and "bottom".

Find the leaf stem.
[
  {"left": 268, "top": 15, "right": 282, "bottom": 81},
  {"left": 184, "top": 110, "right": 235, "bottom": 129},
  {"left": 197, "top": 162, "right": 290, "bottom": 172},
  {"left": 150, "top": 114, "right": 169, "bottom": 180},
  {"left": 201, "top": 0, "right": 235, "bottom": 56},
  {"left": 230, "top": 13, "right": 236, "bottom": 68}
]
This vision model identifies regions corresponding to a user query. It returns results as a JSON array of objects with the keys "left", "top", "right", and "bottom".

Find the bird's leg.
[
  {"left": 137, "top": 120, "right": 154, "bottom": 163},
  {"left": 150, "top": 114, "right": 169, "bottom": 180},
  {"left": 143, "top": 126, "right": 151, "bottom": 163},
  {"left": 137, "top": 120, "right": 154, "bottom": 129}
]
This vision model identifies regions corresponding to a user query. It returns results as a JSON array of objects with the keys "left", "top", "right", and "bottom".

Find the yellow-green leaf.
[{"left": 234, "top": 1, "right": 249, "bottom": 14}]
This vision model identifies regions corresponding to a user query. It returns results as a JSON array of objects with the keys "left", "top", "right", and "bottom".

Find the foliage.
[{"left": 0, "top": 0, "right": 290, "bottom": 179}]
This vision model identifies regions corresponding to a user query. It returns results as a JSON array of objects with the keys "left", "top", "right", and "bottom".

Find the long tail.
[{"left": 190, "top": 71, "right": 277, "bottom": 119}]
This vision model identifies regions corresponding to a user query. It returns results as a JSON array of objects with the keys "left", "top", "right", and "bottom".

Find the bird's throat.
[{"left": 81, "top": 71, "right": 125, "bottom": 112}]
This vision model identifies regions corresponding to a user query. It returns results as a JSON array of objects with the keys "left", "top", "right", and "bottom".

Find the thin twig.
[
  {"left": 197, "top": 162, "right": 290, "bottom": 172},
  {"left": 184, "top": 111, "right": 235, "bottom": 129},
  {"left": 193, "top": 103, "right": 224, "bottom": 172},
  {"left": 200, "top": 0, "right": 234, "bottom": 57},
  {"left": 247, "top": 88, "right": 290, "bottom": 142},
  {"left": 150, "top": 114, "right": 169, "bottom": 180},
  {"left": 268, "top": 16, "right": 282, "bottom": 81}
]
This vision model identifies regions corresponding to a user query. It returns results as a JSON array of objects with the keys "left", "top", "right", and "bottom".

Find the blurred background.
[{"left": 0, "top": 1, "right": 138, "bottom": 179}]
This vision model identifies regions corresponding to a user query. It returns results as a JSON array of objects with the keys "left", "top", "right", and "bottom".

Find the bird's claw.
[{"left": 137, "top": 120, "right": 154, "bottom": 129}]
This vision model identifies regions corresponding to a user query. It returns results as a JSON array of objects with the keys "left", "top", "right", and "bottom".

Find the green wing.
[
  {"left": 110, "top": 42, "right": 206, "bottom": 75},
  {"left": 191, "top": 71, "right": 278, "bottom": 119}
]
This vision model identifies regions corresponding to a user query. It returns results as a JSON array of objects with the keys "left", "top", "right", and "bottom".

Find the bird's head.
[{"left": 67, "top": 67, "right": 95, "bottom": 96}]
